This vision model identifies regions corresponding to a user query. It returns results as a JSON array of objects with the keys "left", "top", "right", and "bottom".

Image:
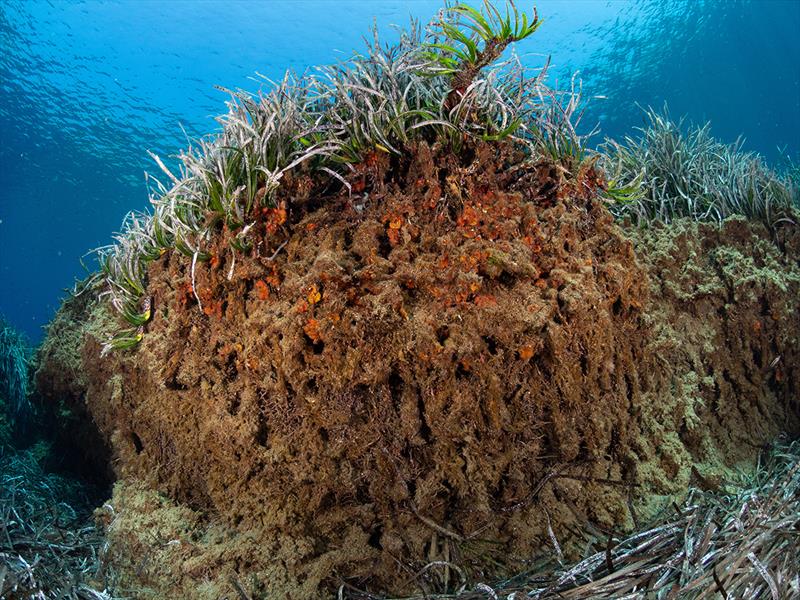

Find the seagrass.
[{"left": 0, "top": 447, "right": 111, "bottom": 600}]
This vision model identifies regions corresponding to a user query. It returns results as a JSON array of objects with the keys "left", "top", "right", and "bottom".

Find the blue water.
[{"left": 1, "top": 0, "right": 798, "bottom": 341}]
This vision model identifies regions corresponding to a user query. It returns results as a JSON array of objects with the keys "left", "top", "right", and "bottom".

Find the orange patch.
[
  {"left": 523, "top": 235, "right": 542, "bottom": 253},
  {"left": 203, "top": 300, "right": 223, "bottom": 319},
  {"left": 519, "top": 345, "right": 534, "bottom": 361},
  {"left": 383, "top": 213, "right": 406, "bottom": 247},
  {"left": 264, "top": 204, "right": 288, "bottom": 235},
  {"left": 473, "top": 294, "right": 497, "bottom": 307},
  {"left": 459, "top": 249, "right": 488, "bottom": 272},
  {"left": 254, "top": 280, "right": 270, "bottom": 301},
  {"left": 264, "top": 267, "right": 281, "bottom": 288},
  {"left": 304, "top": 318, "right": 322, "bottom": 343},
  {"left": 177, "top": 281, "right": 194, "bottom": 307},
  {"left": 458, "top": 205, "right": 480, "bottom": 228},
  {"left": 307, "top": 285, "right": 322, "bottom": 305}
]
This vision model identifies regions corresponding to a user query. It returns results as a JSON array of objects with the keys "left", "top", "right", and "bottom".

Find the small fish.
[{"left": 141, "top": 296, "right": 153, "bottom": 323}]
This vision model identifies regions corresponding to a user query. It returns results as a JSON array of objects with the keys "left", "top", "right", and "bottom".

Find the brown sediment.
[{"left": 35, "top": 140, "right": 799, "bottom": 599}]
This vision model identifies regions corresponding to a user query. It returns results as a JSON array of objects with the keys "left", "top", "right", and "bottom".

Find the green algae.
[{"left": 622, "top": 216, "right": 800, "bottom": 527}]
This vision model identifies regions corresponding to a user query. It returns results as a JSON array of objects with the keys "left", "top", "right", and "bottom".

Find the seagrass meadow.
[{"left": 3, "top": 1, "right": 800, "bottom": 599}]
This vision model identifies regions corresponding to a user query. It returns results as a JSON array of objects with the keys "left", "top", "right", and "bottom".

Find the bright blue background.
[{"left": 1, "top": 0, "right": 799, "bottom": 341}]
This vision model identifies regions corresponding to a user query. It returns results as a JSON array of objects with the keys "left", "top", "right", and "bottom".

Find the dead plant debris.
[{"left": 340, "top": 437, "right": 800, "bottom": 599}]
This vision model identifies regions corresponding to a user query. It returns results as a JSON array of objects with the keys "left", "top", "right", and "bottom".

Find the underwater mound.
[
  {"left": 35, "top": 147, "right": 800, "bottom": 598},
  {"left": 55, "top": 138, "right": 652, "bottom": 592},
  {"left": 30, "top": 2, "right": 799, "bottom": 598}
]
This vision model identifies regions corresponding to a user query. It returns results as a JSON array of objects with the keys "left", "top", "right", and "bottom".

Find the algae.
[{"left": 34, "top": 147, "right": 800, "bottom": 597}]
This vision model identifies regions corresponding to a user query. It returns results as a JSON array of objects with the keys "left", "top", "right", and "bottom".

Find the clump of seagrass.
[
  {"left": 89, "top": 0, "right": 588, "bottom": 354},
  {"left": 603, "top": 107, "right": 799, "bottom": 228},
  {"left": 0, "top": 446, "right": 113, "bottom": 600},
  {"left": 0, "top": 316, "right": 29, "bottom": 419},
  {"left": 339, "top": 438, "right": 800, "bottom": 599}
]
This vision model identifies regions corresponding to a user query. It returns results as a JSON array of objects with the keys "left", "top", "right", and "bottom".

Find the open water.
[{"left": 1, "top": 0, "right": 798, "bottom": 340}]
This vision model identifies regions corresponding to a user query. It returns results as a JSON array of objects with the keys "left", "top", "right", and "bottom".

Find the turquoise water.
[{"left": 1, "top": 0, "right": 798, "bottom": 340}]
